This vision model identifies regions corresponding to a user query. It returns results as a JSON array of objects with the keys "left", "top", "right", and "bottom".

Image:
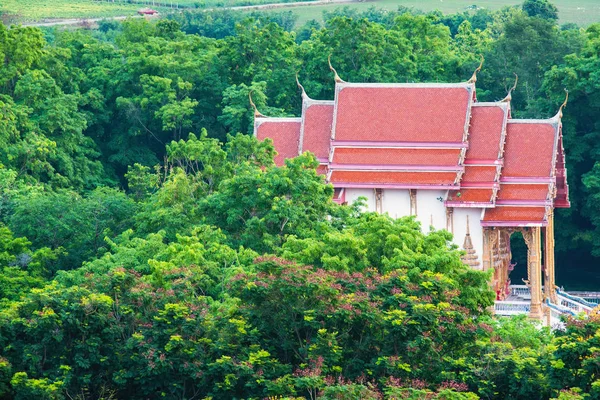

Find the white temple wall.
[
  {"left": 345, "top": 188, "right": 376, "bottom": 212},
  {"left": 415, "top": 190, "right": 447, "bottom": 233},
  {"left": 381, "top": 189, "right": 411, "bottom": 218},
  {"left": 452, "top": 208, "right": 484, "bottom": 269}
]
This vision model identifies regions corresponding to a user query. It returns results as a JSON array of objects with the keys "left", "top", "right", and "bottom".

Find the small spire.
[
  {"left": 249, "top": 91, "right": 266, "bottom": 118},
  {"left": 328, "top": 54, "right": 345, "bottom": 83},
  {"left": 296, "top": 72, "right": 308, "bottom": 99},
  {"left": 501, "top": 73, "right": 518, "bottom": 103},
  {"left": 467, "top": 55, "right": 484, "bottom": 84},
  {"left": 556, "top": 89, "right": 569, "bottom": 119},
  {"left": 461, "top": 215, "right": 480, "bottom": 268}
]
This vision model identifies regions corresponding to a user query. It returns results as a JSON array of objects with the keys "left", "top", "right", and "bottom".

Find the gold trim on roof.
[
  {"left": 296, "top": 72, "right": 308, "bottom": 99},
  {"left": 249, "top": 91, "right": 266, "bottom": 118},
  {"left": 328, "top": 54, "right": 345, "bottom": 83},
  {"left": 467, "top": 55, "right": 484, "bottom": 84},
  {"left": 501, "top": 73, "right": 518, "bottom": 103},
  {"left": 557, "top": 89, "right": 568, "bottom": 119}
]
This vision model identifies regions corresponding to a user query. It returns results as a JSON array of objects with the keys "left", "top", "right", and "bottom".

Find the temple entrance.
[
  {"left": 483, "top": 220, "right": 556, "bottom": 320},
  {"left": 508, "top": 232, "right": 528, "bottom": 285}
]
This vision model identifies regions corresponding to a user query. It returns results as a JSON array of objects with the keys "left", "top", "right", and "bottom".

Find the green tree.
[{"left": 523, "top": 0, "right": 559, "bottom": 21}]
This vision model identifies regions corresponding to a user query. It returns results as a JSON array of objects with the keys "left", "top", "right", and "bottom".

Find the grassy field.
[
  {"left": 0, "top": 0, "right": 312, "bottom": 23},
  {"left": 2, "top": 0, "right": 600, "bottom": 25},
  {"left": 275, "top": 0, "right": 600, "bottom": 27},
  {"left": 0, "top": 0, "right": 162, "bottom": 22}
]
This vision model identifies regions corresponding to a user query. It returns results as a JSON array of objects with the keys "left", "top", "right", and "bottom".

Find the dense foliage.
[{"left": 2, "top": 0, "right": 600, "bottom": 398}]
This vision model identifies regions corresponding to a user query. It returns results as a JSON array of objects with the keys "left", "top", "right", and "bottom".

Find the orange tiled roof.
[
  {"left": 466, "top": 104, "right": 507, "bottom": 160},
  {"left": 332, "top": 148, "right": 462, "bottom": 166},
  {"left": 496, "top": 185, "right": 550, "bottom": 201},
  {"left": 447, "top": 189, "right": 494, "bottom": 203},
  {"left": 256, "top": 119, "right": 301, "bottom": 166},
  {"left": 301, "top": 103, "right": 333, "bottom": 160},
  {"left": 329, "top": 171, "right": 457, "bottom": 186},
  {"left": 503, "top": 122, "right": 556, "bottom": 178},
  {"left": 482, "top": 206, "right": 547, "bottom": 224},
  {"left": 333, "top": 84, "right": 473, "bottom": 142},
  {"left": 462, "top": 166, "right": 498, "bottom": 183}
]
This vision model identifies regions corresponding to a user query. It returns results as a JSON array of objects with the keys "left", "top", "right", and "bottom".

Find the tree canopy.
[{"left": 1, "top": 1, "right": 600, "bottom": 398}]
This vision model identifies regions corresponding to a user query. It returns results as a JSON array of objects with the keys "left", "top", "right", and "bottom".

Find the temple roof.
[
  {"left": 300, "top": 101, "right": 333, "bottom": 163},
  {"left": 332, "top": 83, "right": 474, "bottom": 143},
  {"left": 481, "top": 206, "right": 548, "bottom": 227},
  {"left": 253, "top": 74, "right": 570, "bottom": 227},
  {"left": 480, "top": 118, "right": 563, "bottom": 226},
  {"left": 255, "top": 118, "right": 301, "bottom": 166}
]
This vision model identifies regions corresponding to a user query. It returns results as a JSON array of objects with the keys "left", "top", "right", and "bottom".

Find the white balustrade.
[
  {"left": 494, "top": 301, "right": 531, "bottom": 316},
  {"left": 556, "top": 292, "right": 594, "bottom": 314},
  {"left": 495, "top": 287, "right": 596, "bottom": 327},
  {"left": 509, "top": 285, "right": 531, "bottom": 299}
]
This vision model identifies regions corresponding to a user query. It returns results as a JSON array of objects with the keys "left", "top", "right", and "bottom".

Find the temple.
[{"left": 253, "top": 60, "right": 588, "bottom": 324}]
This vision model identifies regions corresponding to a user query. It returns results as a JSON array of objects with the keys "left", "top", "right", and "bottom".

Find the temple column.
[
  {"left": 483, "top": 228, "right": 501, "bottom": 299},
  {"left": 523, "top": 227, "right": 544, "bottom": 320},
  {"left": 446, "top": 207, "right": 454, "bottom": 234},
  {"left": 544, "top": 211, "right": 557, "bottom": 303},
  {"left": 482, "top": 228, "right": 491, "bottom": 272},
  {"left": 375, "top": 189, "right": 383, "bottom": 214},
  {"left": 409, "top": 189, "right": 417, "bottom": 216}
]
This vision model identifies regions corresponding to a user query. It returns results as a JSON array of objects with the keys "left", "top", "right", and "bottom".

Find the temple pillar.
[
  {"left": 482, "top": 228, "right": 491, "bottom": 272},
  {"left": 409, "top": 189, "right": 417, "bottom": 216},
  {"left": 544, "top": 211, "right": 557, "bottom": 303},
  {"left": 523, "top": 227, "right": 544, "bottom": 320},
  {"left": 483, "top": 228, "right": 502, "bottom": 299},
  {"left": 375, "top": 189, "right": 383, "bottom": 214},
  {"left": 446, "top": 207, "right": 454, "bottom": 234}
]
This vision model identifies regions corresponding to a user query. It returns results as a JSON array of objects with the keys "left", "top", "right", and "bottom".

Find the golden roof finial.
[
  {"left": 467, "top": 55, "right": 484, "bottom": 84},
  {"left": 328, "top": 54, "right": 345, "bottom": 83},
  {"left": 249, "top": 91, "right": 266, "bottom": 118},
  {"left": 501, "top": 73, "right": 518, "bottom": 103},
  {"left": 296, "top": 72, "right": 308, "bottom": 99},
  {"left": 557, "top": 88, "right": 569, "bottom": 119}
]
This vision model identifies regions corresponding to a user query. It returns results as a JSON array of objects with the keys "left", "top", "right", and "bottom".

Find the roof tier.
[
  {"left": 447, "top": 103, "right": 508, "bottom": 208},
  {"left": 300, "top": 102, "right": 334, "bottom": 162},
  {"left": 255, "top": 118, "right": 301, "bottom": 166},
  {"left": 331, "top": 148, "right": 462, "bottom": 166},
  {"left": 482, "top": 206, "right": 548, "bottom": 227},
  {"left": 480, "top": 119, "right": 561, "bottom": 226},
  {"left": 446, "top": 189, "right": 495, "bottom": 207},
  {"left": 332, "top": 83, "right": 474, "bottom": 142},
  {"left": 329, "top": 83, "right": 474, "bottom": 187},
  {"left": 329, "top": 171, "right": 458, "bottom": 188}
]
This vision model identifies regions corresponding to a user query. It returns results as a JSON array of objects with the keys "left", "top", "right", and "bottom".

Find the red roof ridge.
[
  {"left": 334, "top": 82, "right": 475, "bottom": 89},
  {"left": 331, "top": 140, "right": 468, "bottom": 148},
  {"left": 471, "top": 102, "right": 509, "bottom": 109},
  {"left": 254, "top": 117, "right": 301, "bottom": 124},
  {"left": 328, "top": 164, "right": 463, "bottom": 172},
  {"left": 507, "top": 118, "right": 560, "bottom": 125}
]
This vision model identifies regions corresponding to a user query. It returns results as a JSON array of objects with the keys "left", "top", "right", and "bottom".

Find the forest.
[{"left": 2, "top": 0, "right": 600, "bottom": 398}]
